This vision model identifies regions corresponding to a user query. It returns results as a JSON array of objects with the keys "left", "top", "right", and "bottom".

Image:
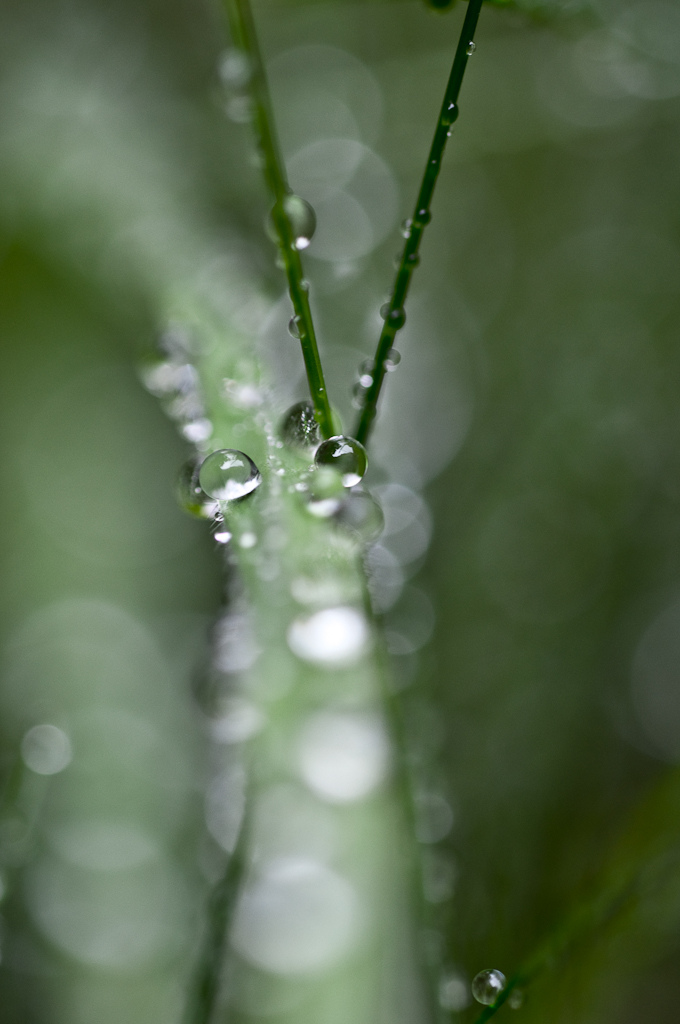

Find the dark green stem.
[
  {"left": 224, "top": 0, "right": 334, "bottom": 438},
  {"left": 354, "top": 0, "right": 483, "bottom": 446}
]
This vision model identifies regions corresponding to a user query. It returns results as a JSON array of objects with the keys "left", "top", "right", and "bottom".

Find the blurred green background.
[{"left": 1, "top": 0, "right": 680, "bottom": 1021}]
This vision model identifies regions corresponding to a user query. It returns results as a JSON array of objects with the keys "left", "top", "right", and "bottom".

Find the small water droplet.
[
  {"left": 385, "top": 348, "right": 401, "bottom": 370},
  {"left": 466, "top": 41, "right": 476, "bottom": 55},
  {"left": 314, "top": 436, "right": 367, "bottom": 488},
  {"left": 336, "top": 489, "right": 384, "bottom": 543},
  {"left": 226, "top": 94, "right": 254, "bottom": 124},
  {"left": 288, "top": 315, "right": 302, "bottom": 339},
  {"left": 400, "top": 218, "right": 413, "bottom": 239},
  {"left": 358, "top": 359, "right": 375, "bottom": 387},
  {"left": 199, "top": 449, "right": 262, "bottom": 502},
  {"left": 380, "top": 305, "right": 406, "bottom": 330},
  {"left": 414, "top": 207, "right": 431, "bottom": 226},
  {"left": 268, "top": 195, "right": 316, "bottom": 250},
  {"left": 280, "top": 401, "right": 321, "bottom": 450},
  {"left": 508, "top": 989, "right": 524, "bottom": 1009},
  {"left": 177, "top": 460, "right": 218, "bottom": 519},
  {"left": 287, "top": 607, "right": 370, "bottom": 668},
  {"left": 471, "top": 969, "right": 506, "bottom": 1006},
  {"left": 218, "top": 49, "right": 252, "bottom": 90},
  {"left": 442, "top": 101, "right": 459, "bottom": 126}
]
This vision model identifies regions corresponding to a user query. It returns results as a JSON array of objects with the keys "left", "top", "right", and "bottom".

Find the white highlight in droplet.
[
  {"left": 287, "top": 607, "right": 370, "bottom": 668},
  {"left": 297, "top": 711, "right": 390, "bottom": 803},
  {"left": 231, "top": 856, "right": 360, "bottom": 975},
  {"left": 21, "top": 724, "right": 72, "bottom": 775}
]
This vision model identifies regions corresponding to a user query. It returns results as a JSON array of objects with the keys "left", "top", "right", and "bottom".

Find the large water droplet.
[
  {"left": 314, "top": 436, "right": 367, "bottom": 488},
  {"left": 268, "top": 195, "right": 317, "bottom": 251},
  {"left": 176, "top": 460, "right": 218, "bottom": 519},
  {"left": 471, "top": 969, "right": 506, "bottom": 1006},
  {"left": 287, "top": 607, "right": 370, "bottom": 668},
  {"left": 199, "top": 449, "right": 262, "bottom": 502},
  {"left": 280, "top": 402, "right": 321, "bottom": 450}
]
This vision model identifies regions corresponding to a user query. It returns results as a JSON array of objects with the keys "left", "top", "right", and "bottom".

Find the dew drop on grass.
[
  {"left": 379, "top": 305, "right": 407, "bottom": 330},
  {"left": 400, "top": 219, "right": 413, "bottom": 239},
  {"left": 280, "top": 401, "right": 321, "bottom": 450},
  {"left": 466, "top": 41, "right": 477, "bottom": 55},
  {"left": 314, "top": 436, "right": 367, "bottom": 488},
  {"left": 471, "top": 969, "right": 506, "bottom": 1006},
  {"left": 177, "top": 460, "right": 218, "bottom": 519},
  {"left": 288, "top": 315, "right": 302, "bottom": 339},
  {"left": 212, "top": 517, "right": 232, "bottom": 545},
  {"left": 385, "top": 349, "right": 401, "bottom": 370},
  {"left": 442, "top": 102, "right": 459, "bottom": 126},
  {"left": 268, "top": 195, "right": 316, "bottom": 250},
  {"left": 414, "top": 207, "right": 431, "bottom": 226},
  {"left": 199, "top": 450, "right": 262, "bottom": 502}
]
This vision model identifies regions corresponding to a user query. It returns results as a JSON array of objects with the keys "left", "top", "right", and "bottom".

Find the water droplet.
[
  {"left": 288, "top": 315, "right": 302, "bottom": 339},
  {"left": 268, "top": 195, "right": 316, "bottom": 251},
  {"left": 442, "top": 102, "right": 459, "bottom": 126},
  {"left": 405, "top": 252, "right": 420, "bottom": 267},
  {"left": 358, "top": 359, "right": 375, "bottom": 387},
  {"left": 305, "top": 468, "right": 345, "bottom": 518},
  {"left": 466, "top": 41, "right": 476, "bottom": 56},
  {"left": 336, "top": 489, "right": 384, "bottom": 543},
  {"left": 212, "top": 517, "right": 232, "bottom": 545},
  {"left": 508, "top": 989, "right": 524, "bottom": 1009},
  {"left": 21, "top": 724, "right": 72, "bottom": 775},
  {"left": 226, "top": 95, "right": 254, "bottom": 124},
  {"left": 472, "top": 969, "right": 506, "bottom": 1006},
  {"left": 287, "top": 607, "right": 370, "bottom": 668},
  {"left": 176, "top": 459, "right": 218, "bottom": 519},
  {"left": 385, "top": 348, "right": 401, "bottom": 370},
  {"left": 414, "top": 207, "right": 431, "bottom": 226},
  {"left": 280, "top": 402, "right": 321, "bottom": 450},
  {"left": 400, "top": 218, "right": 413, "bottom": 239},
  {"left": 439, "top": 972, "right": 470, "bottom": 1011},
  {"left": 199, "top": 449, "right": 262, "bottom": 502},
  {"left": 314, "top": 436, "right": 367, "bottom": 488},
  {"left": 218, "top": 49, "right": 252, "bottom": 91},
  {"left": 380, "top": 303, "right": 407, "bottom": 330}
]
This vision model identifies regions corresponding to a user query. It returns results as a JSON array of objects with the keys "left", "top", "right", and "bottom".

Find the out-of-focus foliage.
[{"left": 1, "top": 0, "right": 680, "bottom": 1022}]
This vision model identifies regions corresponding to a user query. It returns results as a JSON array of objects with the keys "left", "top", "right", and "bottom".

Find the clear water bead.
[
  {"left": 471, "top": 969, "right": 506, "bottom": 1006},
  {"left": 280, "top": 401, "right": 321, "bottom": 450},
  {"left": 400, "top": 219, "right": 413, "bottom": 239},
  {"left": 466, "top": 41, "right": 476, "bottom": 55},
  {"left": 288, "top": 315, "right": 302, "bottom": 339},
  {"left": 268, "top": 194, "right": 316, "bottom": 251},
  {"left": 314, "top": 436, "right": 367, "bottom": 488},
  {"left": 199, "top": 449, "right": 262, "bottom": 502},
  {"left": 385, "top": 348, "right": 401, "bottom": 370},
  {"left": 442, "top": 102, "right": 459, "bottom": 127},
  {"left": 380, "top": 304, "right": 406, "bottom": 330}
]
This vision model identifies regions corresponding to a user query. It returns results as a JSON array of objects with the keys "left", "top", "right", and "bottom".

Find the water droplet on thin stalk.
[
  {"left": 268, "top": 195, "right": 316, "bottom": 251},
  {"left": 442, "top": 102, "right": 459, "bottom": 126},
  {"left": 280, "top": 402, "right": 321, "bottom": 450},
  {"left": 314, "top": 436, "right": 367, "bottom": 488},
  {"left": 471, "top": 969, "right": 506, "bottom": 1006},
  {"left": 288, "top": 316, "right": 302, "bottom": 339},
  {"left": 182, "top": 417, "right": 213, "bottom": 444},
  {"left": 199, "top": 450, "right": 262, "bottom": 502},
  {"left": 305, "top": 468, "right": 344, "bottom": 518},
  {"left": 414, "top": 208, "right": 431, "bottom": 226},
  {"left": 385, "top": 348, "right": 401, "bottom": 370},
  {"left": 466, "top": 41, "right": 476, "bottom": 55},
  {"left": 400, "top": 219, "right": 413, "bottom": 239},
  {"left": 380, "top": 304, "right": 406, "bottom": 329}
]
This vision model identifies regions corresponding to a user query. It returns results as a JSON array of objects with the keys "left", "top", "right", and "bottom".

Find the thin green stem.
[
  {"left": 354, "top": 0, "right": 484, "bottom": 446},
  {"left": 224, "top": 0, "right": 334, "bottom": 438}
]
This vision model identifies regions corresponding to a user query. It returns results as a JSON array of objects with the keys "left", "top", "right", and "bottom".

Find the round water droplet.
[
  {"left": 305, "top": 468, "right": 344, "bottom": 518},
  {"left": 268, "top": 195, "right": 317, "bottom": 251},
  {"left": 466, "top": 41, "right": 476, "bottom": 56},
  {"left": 405, "top": 252, "right": 420, "bottom": 267},
  {"left": 280, "top": 402, "right": 321, "bottom": 450},
  {"left": 336, "top": 489, "right": 384, "bottom": 543},
  {"left": 385, "top": 348, "right": 401, "bottom": 370},
  {"left": 358, "top": 359, "right": 374, "bottom": 388},
  {"left": 288, "top": 316, "right": 302, "bottom": 339},
  {"left": 414, "top": 207, "right": 431, "bottom": 226},
  {"left": 287, "top": 607, "right": 370, "bottom": 668},
  {"left": 442, "top": 102, "right": 459, "bottom": 126},
  {"left": 176, "top": 460, "right": 218, "bottom": 519},
  {"left": 508, "top": 989, "right": 524, "bottom": 1009},
  {"left": 471, "top": 969, "right": 506, "bottom": 1006},
  {"left": 314, "top": 436, "right": 367, "bottom": 488},
  {"left": 218, "top": 49, "right": 252, "bottom": 90},
  {"left": 400, "top": 219, "right": 413, "bottom": 239},
  {"left": 199, "top": 450, "right": 262, "bottom": 502},
  {"left": 379, "top": 305, "right": 406, "bottom": 330}
]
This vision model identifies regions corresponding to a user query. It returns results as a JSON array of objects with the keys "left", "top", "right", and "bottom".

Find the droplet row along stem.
[
  {"left": 223, "top": 0, "right": 334, "bottom": 440},
  {"left": 353, "top": 0, "right": 484, "bottom": 447}
]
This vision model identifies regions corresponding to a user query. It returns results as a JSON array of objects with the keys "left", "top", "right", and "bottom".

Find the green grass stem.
[
  {"left": 224, "top": 0, "right": 334, "bottom": 439},
  {"left": 354, "top": 0, "right": 483, "bottom": 446}
]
